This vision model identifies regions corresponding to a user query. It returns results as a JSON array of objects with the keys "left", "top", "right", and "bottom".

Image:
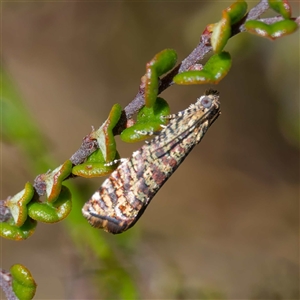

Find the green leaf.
[
  {"left": 41, "top": 160, "right": 73, "bottom": 203},
  {"left": 245, "top": 19, "right": 298, "bottom": 40},
  {"left": 72, "top": 150, "right": 120, "bottom": 178},
  {"left": 268, "top": 0, "right": 292, "bottom": 19},
  {"left": 148, "top": 49, "right": 177, "bottom": 77},
  {"left": 137, "top": 97, "right": 170, "bottom": 124},
  {"left": 86, "top": 148, "right": 106, "bottom": 163},
  {"left": 209, "top": 1, "right": 247, "bottom": 53},
  {"left": 90, "top": 103, "right": 122, "bottom": 162},
  {"left": 10, "top": 264, "right": 36, "bottom": 300},
  {"left": 210, "top": 11, "right": 231, "bottom": 53},
  {"left": 144, "top": 49, "right": 177, "bottom": 107},
  {"left": 174, "top": 52, "right": 232, "bottom": 85},
  {"left": 120, "top": 97, "right": 170, "bottom": 143},
  {"left": 0, "top": 217, "right": 37, "bottom": 240},
  {"left": 72, "top": 161, "right": 118, "bottom": 178},
  {"left": 5, "top": 182, "right": 34, "bottom": 227},
  {"left": 225, "top": 0, "right": 248, "bottom": 25},
  {"left": 27, "top": 185, "right": 72, "bottom": 223}
]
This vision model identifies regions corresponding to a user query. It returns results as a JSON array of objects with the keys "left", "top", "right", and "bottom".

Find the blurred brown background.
[{"left": 1, "top": 1, "right": 299, "bottom": 299}]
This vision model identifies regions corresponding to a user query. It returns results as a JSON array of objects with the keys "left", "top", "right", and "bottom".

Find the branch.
[
  {"left": 245, "top": 0, "right": 269, "bottom": 20},
  {"left": 70, "top": 1, "right": 274, "bottom": 165},
  {"left": 2, "top": 0, "right": 299, "bottom": 195},
  {"left": 0, "top": 269, "right": 17, "bottom": 300},
  {"left": 120, "top": 0, "right": 271, "bottom": 123},
  {"left": 0, "top": 200, "right": 12, "bottom": 222}
]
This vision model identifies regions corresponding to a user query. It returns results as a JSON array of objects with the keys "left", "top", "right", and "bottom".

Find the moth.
[{"left": 82, "top": 90, "right": 221, "bottom": 234}]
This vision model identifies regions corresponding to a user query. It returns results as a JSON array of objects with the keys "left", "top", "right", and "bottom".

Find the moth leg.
[{"left": 162, "top": 114, "right": 175, "bottom": 120}]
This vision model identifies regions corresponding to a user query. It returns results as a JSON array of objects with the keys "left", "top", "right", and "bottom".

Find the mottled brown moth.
[{"left": 82, "top": 90, "right": 221, "bottom": 234}]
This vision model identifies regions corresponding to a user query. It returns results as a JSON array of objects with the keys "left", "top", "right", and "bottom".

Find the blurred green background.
[{"left": 1, "top": 1, "right": 299, "bottom": 299}]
